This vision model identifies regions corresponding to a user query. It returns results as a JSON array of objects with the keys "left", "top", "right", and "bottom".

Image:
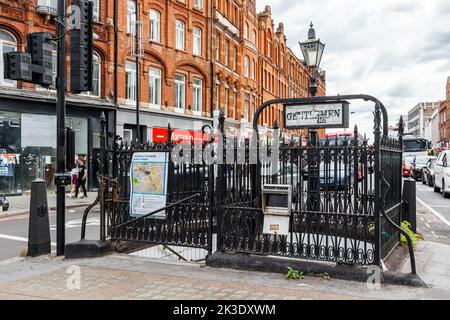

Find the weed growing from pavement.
[
  {"left": 400, "top": 221, "right": 423, "bottom": 248},
  {"left": 286, "top": 267, "right": 304, "bottom": 280}
]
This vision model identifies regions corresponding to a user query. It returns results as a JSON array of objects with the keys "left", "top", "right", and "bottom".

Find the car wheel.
[
  {"left": 434, "top": 181, "right": 441, "bottom": 193},
  {"left": 422, "top": 175, "right": 427, "bottom": 185},
  {"left": 443, "top": 180, "right": 450, "bottom": 199}
]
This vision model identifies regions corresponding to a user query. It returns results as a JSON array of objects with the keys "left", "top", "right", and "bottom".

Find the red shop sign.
[{"left": 152, "top": 127, "right": 209, "bottom": 144}]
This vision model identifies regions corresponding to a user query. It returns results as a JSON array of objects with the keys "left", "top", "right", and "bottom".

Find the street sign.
[{"left": 284, "top": 101, "right": 350, "bottom": 129}]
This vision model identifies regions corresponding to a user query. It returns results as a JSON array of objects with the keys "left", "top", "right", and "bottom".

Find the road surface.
[
  {"left": 414, "top": 179, "right": 450, "bottom": 245},
  {"left": 0, "top": 206, "right": 100, "bottom": 261}
]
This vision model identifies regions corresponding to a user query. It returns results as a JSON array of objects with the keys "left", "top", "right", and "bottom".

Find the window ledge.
[
  {"left": 149, "top": 40, "right": 162, "bottom": 46},
  {"left": 174, "top": 108, "right": 185, "bottom": 114}
]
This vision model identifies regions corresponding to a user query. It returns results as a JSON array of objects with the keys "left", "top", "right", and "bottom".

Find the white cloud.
[{"left": 257, "top": 0, "right": 450, "bottom": 137}]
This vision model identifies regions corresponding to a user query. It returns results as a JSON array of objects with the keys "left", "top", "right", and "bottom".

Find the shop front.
[
  {"left": 117, "top": 109, "right": 213, "bottom": 144},
  {"left": 0, "top": 91, "right": 115, "bottom": 196}
]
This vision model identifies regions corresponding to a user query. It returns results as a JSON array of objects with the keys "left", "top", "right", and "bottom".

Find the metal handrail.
[
  {"left": 80, "top": 194, "right": 100, "bottom": 240},
  {"left": 382, "top": 176, "right": 416, "bottom": 274},
  {"left": 115, "top": 193, "right": 201, "bottom": 229}
]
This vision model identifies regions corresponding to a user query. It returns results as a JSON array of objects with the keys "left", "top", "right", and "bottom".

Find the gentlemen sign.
[{"left": 284, "top": 101, "right": 350, "bottom": 129}]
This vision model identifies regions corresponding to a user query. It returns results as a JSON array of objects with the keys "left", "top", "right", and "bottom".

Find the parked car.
[
  {"left": 422, "top": 158, "right": 437, "bottom": 187},
  {"left": 411, "top": 156, "right": 437, "bottom": 181},
  {"left": 402, "top": 157, "right": 415, "bottom": 177},
  {"left": 319, "top": 161, "right": 364, "bottom": 190},
  {"left": 433, "top": 150, "right": 450, "bottom": 198}
]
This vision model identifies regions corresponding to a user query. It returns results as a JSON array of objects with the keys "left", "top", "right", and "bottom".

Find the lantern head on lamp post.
[{"left": 299, "top": 22, "right": 325, "bottom": 97}]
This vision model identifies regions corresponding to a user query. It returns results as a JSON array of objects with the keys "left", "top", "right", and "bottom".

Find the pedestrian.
[
  {"left": 74, "top": 157, "right": 87, "bottom": 199},
  {"left": 68, "top": 161, "right": 78, "bottom": 198}
]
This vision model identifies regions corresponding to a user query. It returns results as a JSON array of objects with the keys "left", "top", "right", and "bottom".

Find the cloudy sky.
[{"left": 256, "top": 0, "right": 450, "bottom": 137}]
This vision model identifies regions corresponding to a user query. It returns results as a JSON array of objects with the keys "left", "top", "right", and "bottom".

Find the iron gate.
[
  {"left": 91, "top": 124, "right": 215, "bottom": 254},
  {"left": 82, "top": 94, "right": 413, "bottom": 271}
]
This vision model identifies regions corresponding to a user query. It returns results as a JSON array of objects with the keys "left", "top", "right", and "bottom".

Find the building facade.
[
  {"left": 212, "top": 2, "right": 325, "bottom": 141},
  {"left": 0, "top": 0, "right": 116, "bottom": 195},
  {"left": 116, "top": 0, "right": 213, "bottom": 144},
  {"left": 407, "top": 101, "right": 442, "bottom": 139},
  {"left": 439, "top": 77, "right": 450, "bottom": 147},
  {"left": 0, "top": 0, "right": 325, "bottom": 195}
]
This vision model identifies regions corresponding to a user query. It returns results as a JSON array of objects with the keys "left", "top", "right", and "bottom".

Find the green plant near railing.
[
  {"left": 400, "top": 221, "right": 423, "bottom": 248},
  {"left": 321, "top": 272, "right": 331, "bottom": 280},
  {"left": 286, "top": 267, "right": 304, "bottom": 280}
]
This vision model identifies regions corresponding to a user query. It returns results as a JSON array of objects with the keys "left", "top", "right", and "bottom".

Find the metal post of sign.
[{"left": 307, "top": 75, "right": 320, "bottom": 212}]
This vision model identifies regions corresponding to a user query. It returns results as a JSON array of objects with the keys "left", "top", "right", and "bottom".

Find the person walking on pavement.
[
  {"left": 68, "top": 160, "right": 78, "bottom": 198},
  {"left": 74, "top": 157, "right": 87, "bottom": 199}
]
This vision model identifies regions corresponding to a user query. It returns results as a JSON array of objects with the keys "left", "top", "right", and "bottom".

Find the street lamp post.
[{"left": 299, "top": 23, "right": 325, "bottom": 212}]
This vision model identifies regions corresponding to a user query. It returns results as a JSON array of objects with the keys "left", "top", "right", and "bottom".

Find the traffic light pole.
[
  {"left": 56, "top": 0, "right": 67, "bottom": 256},
  {"left": 135, "top": 0, "right": 140, "bottom": 143}
]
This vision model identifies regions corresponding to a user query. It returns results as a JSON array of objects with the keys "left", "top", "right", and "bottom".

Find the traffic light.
[
  {"left": 27, "top": 32, "right": 54, "bottom": 87},
  {"left": 65, "top": 127, "right": 76, "bottom": 171},
  {"left": 70, "top": 0, "right": 93, "bottom": 93},
  {"left": 3, "top": 52, "right": 32, "bottom": 81}
]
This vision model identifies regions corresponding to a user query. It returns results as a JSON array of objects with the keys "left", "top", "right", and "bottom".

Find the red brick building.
[
  {"left": 0, "top": 0, "right": 326, "bottom": 195},
  {"left": 214, "top": 2, "right": 326, "bottom": 141},
  {"left": 439, "top": 77, "right": 450, "bottom": 147},
  {"left": 116, "top": 0, "right": 213, "bottom": 142},
  {"left": 0, "top": 0, "right": 115, "bottom": 195}
]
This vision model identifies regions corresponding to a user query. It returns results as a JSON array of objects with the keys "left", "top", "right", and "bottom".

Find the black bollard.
[
  {"left": 402, "top": 179, "right": 417, "bottom": 233},
  {"left": 28, "top": 179, "right": 51, "bottom": 257}
]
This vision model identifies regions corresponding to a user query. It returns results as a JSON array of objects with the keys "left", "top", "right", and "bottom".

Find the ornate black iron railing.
[{"left": 82, "top": 96, "right": 411, "bottom": 271}]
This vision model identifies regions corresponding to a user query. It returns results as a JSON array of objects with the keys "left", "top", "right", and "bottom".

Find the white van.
[{"left": 434, "top": 150, "right": 450, "bottom": 198}]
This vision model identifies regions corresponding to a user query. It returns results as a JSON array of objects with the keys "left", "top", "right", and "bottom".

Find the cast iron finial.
[
  {"left": 308, "top": 22, "right": 316, "bottom": 40},
  {"left": 274, "top": 119, "right": 279, "bottom": 130}
]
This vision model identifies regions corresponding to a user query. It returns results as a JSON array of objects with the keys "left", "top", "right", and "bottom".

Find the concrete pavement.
[
  {"left": 0, "top": 182, "right": 448, "bottom": 300},
  {"left": 0, "top": 252, "right": 435, "bottom": 300}
]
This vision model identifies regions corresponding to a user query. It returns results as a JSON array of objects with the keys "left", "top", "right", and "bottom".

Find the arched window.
[
  {"left": 251, "top": 59, "right": 255, "bottom": 80},
  {"left": 252, "top": 30, "right": 257, "bottom": 44},
  {"left": 0, "top": 29, "right": 17, "bottom": 87},
  {"left": 193, "top": 27, "right": 202, "bottom": 56},
  {"left": 150, "top": 10, "right": 161, "bottom": 42},
  {"left": 244, "top": 23, "right": 249, "bottom": 39},
  {"left": 175, "top": 20, "right": 185, "bottom": 50},
  {"left": 91, "top": 53, "right": 101, "bottom": 97},
  {"left": 244, "top": 56, "right": 249, "bottom": 77}
]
